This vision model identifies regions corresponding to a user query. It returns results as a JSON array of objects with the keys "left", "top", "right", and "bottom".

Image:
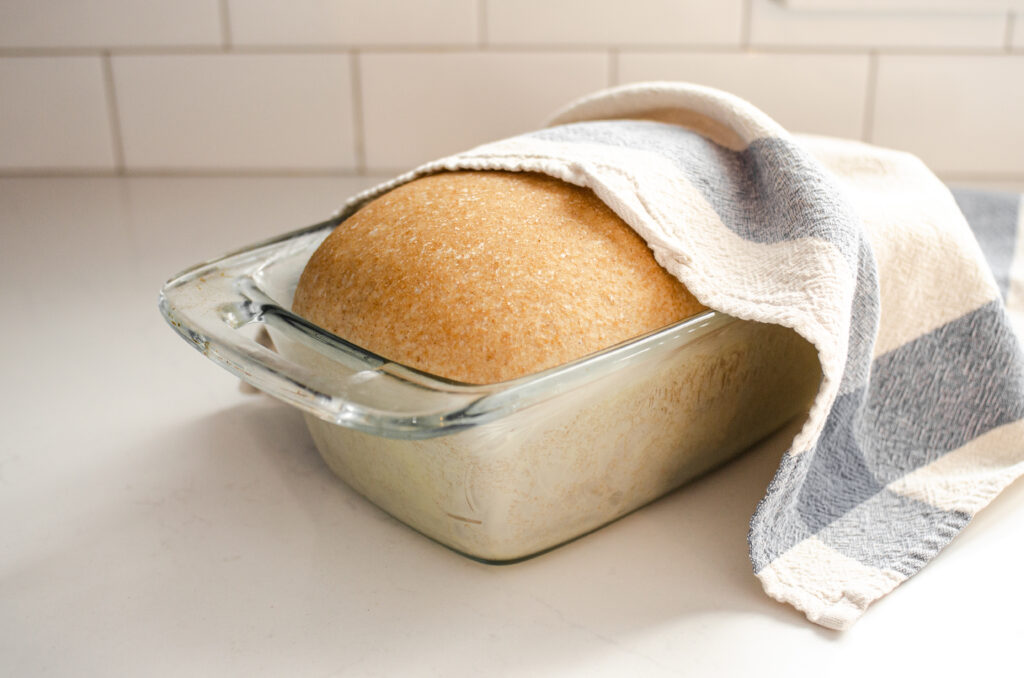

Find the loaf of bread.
[{"left": 292, "top": 171, "right": 706, "bottom": 384}]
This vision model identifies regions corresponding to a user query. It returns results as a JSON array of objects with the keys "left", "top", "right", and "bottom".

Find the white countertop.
[{"left": 2, "top": 176, "right": 1022, "bottom": 677}]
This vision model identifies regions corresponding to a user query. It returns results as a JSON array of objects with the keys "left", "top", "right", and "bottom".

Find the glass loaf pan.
[{"left": 159, "top": 215, "right": 821, "bottom": 562}]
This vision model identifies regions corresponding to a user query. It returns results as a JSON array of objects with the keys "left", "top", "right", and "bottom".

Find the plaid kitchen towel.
[{"left": 339, "top": 82, "right": 1024, "bottom": 629}]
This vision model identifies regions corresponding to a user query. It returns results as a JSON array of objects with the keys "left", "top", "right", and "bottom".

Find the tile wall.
[{"left": 1, "top": 0, "right": 1022, "bottom": 188}]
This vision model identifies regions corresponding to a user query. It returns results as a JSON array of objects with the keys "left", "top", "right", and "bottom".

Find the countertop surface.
[{"left": 2, "top": 176, "right": 1022, "bottom": 677}]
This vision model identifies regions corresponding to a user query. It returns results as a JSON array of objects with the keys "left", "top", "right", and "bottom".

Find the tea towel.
[{"left": 338, "top": 82, "right": 1024, "bottom": 630}]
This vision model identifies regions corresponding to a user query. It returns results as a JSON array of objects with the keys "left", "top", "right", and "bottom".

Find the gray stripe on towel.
[
  {"left": 799, "top": 300, "right": 1023, "bottom": 535},
  {"left": 532, "top": 120, "right": 879, "bottom": 395},
  {"left": 951, "top": 188, "right": 1020, "bottom": 300},
  {"left": 751, "top": 299, "right": 1024, "bottom": 571},
  {"left": 533, "top": 120, "right": 862, "bottom": 254},
  {"left": 797, "top": 389, "right": 882, "bottom": 533},
  {"left": 862, "top": 299, "right": 1024, "bottom": 484},
  {"left": 817, "top": 489, "right": 971, "bottom": 577},
  {"left": 749, "top": 450, "right": 815, "bottom": 572}
]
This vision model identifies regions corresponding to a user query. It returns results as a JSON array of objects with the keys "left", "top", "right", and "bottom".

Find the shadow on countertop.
[{"left": 3, "top": 399, "right": 836, "bottom": 675}]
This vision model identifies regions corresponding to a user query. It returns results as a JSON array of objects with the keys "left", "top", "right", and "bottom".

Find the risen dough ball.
[{"left": 292, "top": 171, "right": 706, "bottom": 384}]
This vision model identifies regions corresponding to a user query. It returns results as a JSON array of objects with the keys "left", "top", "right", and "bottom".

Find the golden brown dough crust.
[{"left": 292, "top": 171, "right": 706, "bottom": 384}]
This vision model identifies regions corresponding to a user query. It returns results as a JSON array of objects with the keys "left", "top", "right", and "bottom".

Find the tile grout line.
[
  {"left": 861, "top": 51, "right": 879, "bottom": 143},
  {"left": 741, "top": 0, "right": 753, "bottom": 51},
  {"left": 101, "top": 51, "right": 126, "bottom": 175},
  {"left": 1006, "top": 12, "right": 1016, "bottom": 52},
  {"left": 607, "top": 48, "right": 618, "bottom": 86},
  {"left": 350, "top": 50, "right": 367, "bottom": 174},
  {"left": 477, "top": 0, "right": 488, "bottom": 47},
  {"left": 219, "top": 0, "right": 233, "bottom": 50},
  {"left": 1, "top": 44, "right": 1022, "bottom": 57}
]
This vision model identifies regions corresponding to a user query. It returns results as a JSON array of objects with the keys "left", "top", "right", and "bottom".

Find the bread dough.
[{"left": 293, "top": 171, "right": 706, "bottom": 384}]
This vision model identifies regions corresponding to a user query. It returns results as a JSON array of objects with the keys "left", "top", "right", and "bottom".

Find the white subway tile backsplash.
[
  {"left": 360, "top": 52, "right": 608, "bottom": 171},
  {"left": 618, "top": 52, "right": 870, "bottom": 139},
  {"left": 485, "top": 0, "right": 743, "bottom": 46},
  {"left": 112, "top": 54, "right": 356, "bottom": 170},
  {"left": 749, "top": 0, "right": 1007, "bottom": 49},
  {"left": 0, "top": 57, "right": 115, "bottom": 170},
  {"left": 872, "top": 55, "right": 1024, "bottom": 174},
  {"left": 0, "top": 0, "right": 220, "bottom": 49},
  {"left": 228, "top": 0, "right": 478, "bottom": 47},
  {"left": 0, "top": 1, "right": 1022, "bottom": 182}
]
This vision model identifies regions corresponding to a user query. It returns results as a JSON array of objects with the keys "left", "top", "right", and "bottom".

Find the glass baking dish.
[{"left": 159, "top": 215, "right": 821, "bottom": 562}]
